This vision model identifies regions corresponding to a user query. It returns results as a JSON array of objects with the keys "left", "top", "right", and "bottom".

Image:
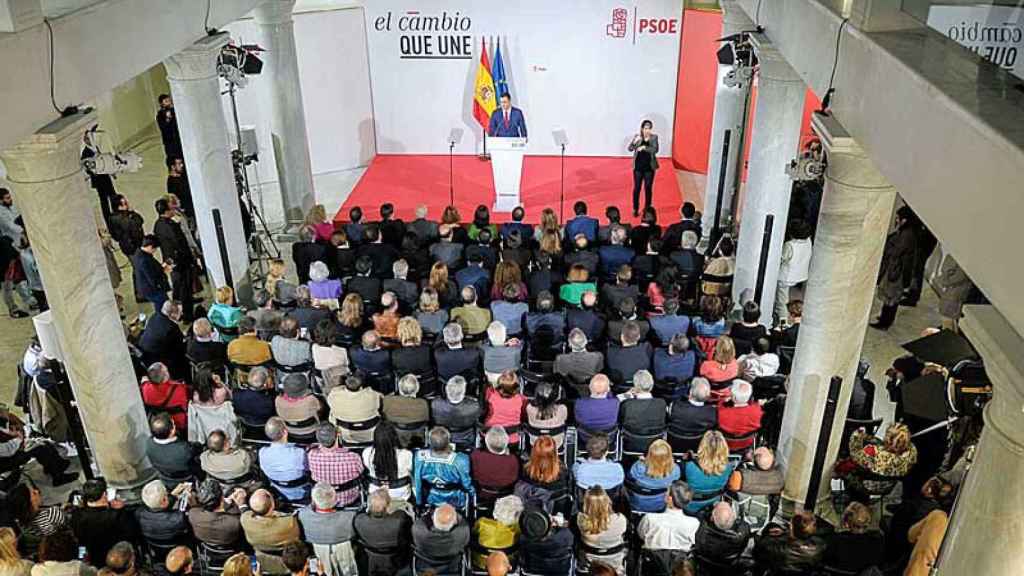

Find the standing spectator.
[
  {"left": 32, "top": 531, "right": 96, "bottom": 576},
  {"left": 132, "top": 235, "right": 171, "bottom": 311},
  {"left": 165, "top": 158, "right": 194, "bottom": 219},
  {"left": 871, "top": 206, "right": 917, "bottom": 330},
  {"left": 775, "top": 220, "right": 813, "bottom": 324},
  {"left": 152, "top": 198, "right": 197, "bottom": 322},
  {"left": 0, "top": 188, "right": 35, "bottom": 318},
  {"left": 70, "top": 479, "right": 137, "bottom": 567},
  {"left": 156, "top": 94, "right": 182, "bottom": 161}
]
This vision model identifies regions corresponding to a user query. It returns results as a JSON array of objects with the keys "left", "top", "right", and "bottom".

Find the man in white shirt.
[
  {"left": 737, "top": 337, "right": 780, "bottom": 382},
  {"left": 637, "top": 481, "right": 700, "bottom": 551},
  {"left": 774, "top": 220, "right": 813, "bottom": 325}
]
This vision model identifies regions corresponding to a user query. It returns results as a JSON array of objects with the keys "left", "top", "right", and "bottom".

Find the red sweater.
[
  {"left": 717, "top": 403, "right": 763, "bottom": 450},
  {"left": 141, "top": 379, "right": 190, "bottom": 432}
]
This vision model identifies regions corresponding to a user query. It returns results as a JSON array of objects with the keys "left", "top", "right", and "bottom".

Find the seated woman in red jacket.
[{"left": 484, "top": 370, "right": 527, "bottom": 445}]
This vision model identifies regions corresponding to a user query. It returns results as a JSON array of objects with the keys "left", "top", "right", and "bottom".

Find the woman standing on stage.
[{"left": 628, "top": 119, "right": 659, "bottom": 217}]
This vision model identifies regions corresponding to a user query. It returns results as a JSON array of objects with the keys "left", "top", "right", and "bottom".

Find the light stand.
[
  {"left": 552, "top": 130, "right": 569, "bottom": 223},
  {"left": 447, "top": 128, "right": 464, "bottom": 207}
]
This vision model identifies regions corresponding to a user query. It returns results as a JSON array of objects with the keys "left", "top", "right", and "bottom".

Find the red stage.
[{"left": 334, "top": 154, "right": 686, "bottom": 226}]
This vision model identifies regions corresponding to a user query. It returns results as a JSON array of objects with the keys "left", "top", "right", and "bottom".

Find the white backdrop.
[{"left": 364, "top": 0, "right": 683, "bottom": 156}]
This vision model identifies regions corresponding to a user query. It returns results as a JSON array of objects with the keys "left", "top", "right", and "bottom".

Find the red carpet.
[{"left": 335, "top": 154, "right": 685, "bottom": 226}]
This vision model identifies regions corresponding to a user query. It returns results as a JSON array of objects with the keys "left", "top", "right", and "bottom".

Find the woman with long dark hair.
[
  {"left": 628, "top": 119, "right": 659, "bottom": 217},
  {"left": 362, "top": 421, "right": 413, "bottom": 501}
]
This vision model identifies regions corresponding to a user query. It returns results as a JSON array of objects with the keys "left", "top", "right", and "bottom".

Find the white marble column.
[
  {"left": 731, "top": 37, "right": 805, "bottom": 325},
  {"left": 164, "top": 33, "right": 251, "bottom": 298},
  {"left": 701, "top": 0, "right": 754, "bottom": 241},
  {"left": 776, "top": 113, "right": 896, "bottom": 512},
  {"left": 935, "top": 305, "right": 1024, "bottom": 575},
  {"left": 1, "top": 112, "right": 155, "bottom": 488},
  {"left": 254, "top": 0, "right": 316, "bottom": 227}
]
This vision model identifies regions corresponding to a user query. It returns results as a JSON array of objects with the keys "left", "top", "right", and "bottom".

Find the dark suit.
[
  {"left": 292, "top": 241, "right": 330, "bottom": 285},
  {"left": 351, "top": 347, "right": 392, "bottom": 376},
  {"left": 139, "top": 311, "right": 188, "bottom": 380},
  {"left": 662, "top": 219, "right": 703, "bottom": 254},
  {"left": 153, "top": 215, "right": 196, "bottom": 321},
  {"left": 567, "top": 308, "right": 605, "bottom": 343},
  {"left": 357, "top": 243, "right": 400, "bottom": 279},
  {"left": 605, "top": 343, "right": 651, "bottom": 384},
  {"left": 132, "top": 249, "right": 170, "bottom": 308},
  {"left": 455, "top": 266, "right": 490, "bottom": 302},
  {"left": 487, "top": 106, "right": 527, "bottom": 138},
  {"left": 565, "top": 216, "right": 599, "bottom": 243},
  {"left": 377, "top": 219, "right": 406, "bottom": 248},
  {"left": 346, "top": 276, "right": 382, "bottom": 307},
  {"left": 383, "top": 278, "right": 418, "bottom": 310},
  {"left": 598, "top": 245, "right": 635, "bottom": 280},
  {"left": 668, "top": 400, "right": 717, "bottom": 437},
  {"left": 435, "top": 346, "right": 480, "bottom": 382}
]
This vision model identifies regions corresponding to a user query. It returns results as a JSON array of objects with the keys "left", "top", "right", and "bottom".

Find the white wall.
[{"left": 363, "top": 0, "right": 682, "bottom": 156}]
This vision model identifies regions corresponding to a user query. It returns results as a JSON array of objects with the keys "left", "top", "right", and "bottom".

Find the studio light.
[{"left": 81, "top": 151, "right": 143, "bottom": 175}]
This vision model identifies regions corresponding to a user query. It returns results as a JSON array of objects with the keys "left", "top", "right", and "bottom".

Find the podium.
[{"left": 489, "top": 137, "right": 527, "bottom": 212}]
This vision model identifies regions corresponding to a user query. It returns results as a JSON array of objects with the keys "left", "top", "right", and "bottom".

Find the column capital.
[
  {"left": 750, "top": 33, "right": 802, "bottom": 84},
  {"left": 1, "top": 111, "right": 96, "bottom": 184},
  {"left": 253, "top": 0, "right": 297, "bottom": 26},
  {"left": 812, "top": 111, "right": 894, "bottom": 195},
  {"left": 163, "top": 32, "right": 231, "bottom": 83},
  {"left": 961, "top": 305, "right": 1024, "bottom": 449}
]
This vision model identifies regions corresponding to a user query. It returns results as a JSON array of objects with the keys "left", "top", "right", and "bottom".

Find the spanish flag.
[{"left": 473, "top": 38, "right": 496, "bottom": 130}]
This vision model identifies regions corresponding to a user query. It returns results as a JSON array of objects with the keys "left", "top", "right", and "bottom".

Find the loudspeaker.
[{"left": 239, "top": 127, "right": 258, "bottom": 158}]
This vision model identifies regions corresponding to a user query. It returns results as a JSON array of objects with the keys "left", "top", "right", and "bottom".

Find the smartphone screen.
[
  {"left": 250, "top": 557, "right": 260, "bottom": 574},
  {"left": 106, "top": 487, "right": 117, "bottom": 502},
  {"left": 78, "top": 546, "right": 87, "bottom": 560},
  {"left": 308, "top": 558, "right": 319, "bottom": 575}
]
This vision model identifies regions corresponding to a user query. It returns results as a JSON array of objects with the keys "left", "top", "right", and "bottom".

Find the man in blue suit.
[
  {"left": 132, "top": 235, "right": 171, "bottom": 310},
  {"left": 565, "top": 201, "right": 599, "bottom": 243},
  {"left": 487, "top": 93, "right": 527, "bottom": 138}
]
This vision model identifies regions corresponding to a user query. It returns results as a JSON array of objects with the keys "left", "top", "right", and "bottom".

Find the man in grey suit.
[
  {"left": 554, "top": 328, "right": 604, "bottom": 389},
  {"left": 628, "top": 120, "right": 660, "bottom": 216}
]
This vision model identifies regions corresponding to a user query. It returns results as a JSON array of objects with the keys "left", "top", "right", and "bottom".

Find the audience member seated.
[
  {"left": 627, "top": 439, "right": 681, "bottom": 512},
  {"left": 350, "top": 331, "right": 392, "bottom": 380},
  {"left": 519, "top": 436, "right": 571, "bottom": 503},
  {"left": 294, "top": 225, "right": 329, "bottom": 283},
  {"left": 618, "top": 370, "right": 667, "bottom": 440},
  {"left": 241, "top": 489, "right": 301, "bottom": 575},
  {"left": 499, "top": 206, "right": 533, "bottom": 243},
  {"left": 335, "top": 294, "right": 369, "bottom": 347},
  {"left": 576, "top": 486, "right": 627, "bottom": 574},
  {"left": 228, "top": 316, "right": 273, "bottom": 368},
  {"left": 141, "top": 362, "right": 189, "bottom": 433},
  {"left": 392, "top": 318, "right": 433, "bottom": 379},
  {"left": 684, "top": 432, "right": 734, "bottom": 514},
  {"left": 559, "top": 265, "right": 596, "bottom": 307},
  {"left": 668, "top": 379, "right": 717, "bottom": 451},
  {"left": 653, "top": 334, "right": 696, "bottom": 386},
  {"left": 471, "top": 428, "right": 520, "bottom": 505},
  {"left": 424, "top": 261, "right": 460, "bottom": 309},
  {"left": 307, "top": 423, "right": 364, "bottom": 507},
  {"left": 574, "top": 375, "right": 619, "bottom": 443},
  {"left": 145, "top": 411, "right": 195, "bottom": 488},
  {"left": 187, "top": 318, "right": 228, "bottom": 366},
  {"left": 371, "top": 292, "right": 402, "bottom": 341},
  {"left": 598, "top": 225, "right": 636, "bottom": 282},
  {"left": 605, "top": 321, "right": 652, "bottom": 389},
  {"left": 565, "top": 235, "right": 599, "bottom": 278},
  {"left": 413, "top": 427, "right": 475, "bottom": 509},
  {"left": 311, "top": 320, "right": 349, "bottom": 374},
  {"left": 606, "top": 298, "right": 650, "bottom": 344},
  {"left": 188, "top": 366, "right": 240, "bottom": 445},
  {"left": 637, "top": 481, "right": 700, "bottom": 555},
  {"left": 451, "top": 286, "right": 491, "bottom": 337},
  {"left": 201, "top": 429, "right": 253, "bottom": 485},
  {"left": 207, "top": 285, "right": 243, "bottom": 335},
  {"left": 728, "top": 301, "right": 769, "bottom": 356},
  {"left": 737, "top": 337, "right": 780, "bottom": 382},
  {"left": 430, "top": 376, "right": 481, "bottom": 451},
  {"left": 772, "top": 300, "right": 803, "bottom": 348},
  {"left": 102, "top": 541, "right": 141, "bottom": 576},
  {"left": 139, "top": 300, "right": 188, "bottom": 380},
  {"left": 271, "top": 318, "right": 313, "bottom": 381},
  {"left": 384, "top": 259, "right": 419, "bottom": 311},
  {"left": 70, "top": 478, "right": 137, "bottom": 567},
  {"left": 289, "top": 286, "right": 333, "bottom": 334},
  {"left": 884, "top": 476, "right": 954, "bottom": 570},
  {"left": 250, "top": 289, "right": 284, "bottom": 336},
  {"left": 694, "top": 500, "right": 751, "bottom": 566},
  {"left": 8, "top": 484, "right": 70, "bottom": 549},
  {"left": 415, "top": 288, "right": 449, "bottom": 336},
  {"left": 136, "top": 479, "right": 191, "bottom": 548},
  {"left": 483, "top": 371, "right": 526, "bottom": 444},
  {"left": 357, "top": 225, "right": 400, "bottom": 280},
  {"left": 327, "top": 374, "right": 382, "bottom": 446},
  {"left": 527, "top": 252, "right": 562, "bottom": 301},
  {"left": 382, "top": 375, "right": 430, "bottom": 447},
  {"left": 524, "top": 291, "right": 566, "bottom": 344},
  {"left": 691, "top": 296, "right": 727, "bottom": 340},
  {"left": 471, "top": 495, "right": 523, "bottom": 569},
  {"left": 490, "top": 261, "right": 528, "bottom": 304},
  {"left": 259, "top": 417, "right": 310, "bottom": 503},
  {"left": 753, "top": 512, "right": 826, "bottom": 574},
  {"left": 362, "top": 422, "right": 414, "bottom": 503},
  {"left": 430, "top": 226, "right": 465, "bottom": 271},
  {"left": 905, "top": 502, "right": 952, "bottom": 576},
  {"left": 600, "top": 265, "right": 639, "bottom": 312},
  {"left": 345, "top": 256, "right": 382, "bottom": 309},
  {"left": 455, "top": 252, "right": 491, "bottom": 303},
  {"left": 699, "top": 336, "right": 739, "bottom": 390},
  {"left": 525, "top": 381, "right": 568, "bottom": 449},
  {"left": 32, "top": 531, "right": 95, "bottom": 576},
  {"left": 565, "top": 292, "right": 604, "bottom": 347},
  {"left": 275, "top": 374, "right": 320, "bottom": 439},
  {"left": 411, "top": 504, "right": 471, "bottom": 576},
  {"left": 188, "top": 479, "right": 247, "bottom": 551},
  {"left": 574, "top": 434, "right": 625, "bottom": 491},
  {"left": 307, "top": 262, "right": 342, "bottom": 310},
  {"left": 649, "top": 298, "right": 690, "bottom": 345},
  {"left": 518, "top": 509, "right": 574, "bottom": 576},
  {"left": 297, "top": 483, "right": 359, "bottom": 576},
  {"left": 841, "top": 423, "right": 918, "bottom": 496},
  {"left": 717, "top": 380, "right": 763, "bottom": 452},
  {"left": 481, "top": 323, "right": 523, "bottom": 383},
  {"left": 233, "top": 366, "right": 276, "bottom": 428},
  {"left": 823, "top": 502, "right": 884, "bottom": 573},
  {"left": 164, "top": 546, "right": 193, "bottom": 576},
  {"left": 352, "top": 489, "right": 413, "bottom": 575},
  {"left": 555, "top": 328, "right": 603, "bottom": 388},
  {"left": 435, "top": 323, "right": 481, "bottom": 383}
]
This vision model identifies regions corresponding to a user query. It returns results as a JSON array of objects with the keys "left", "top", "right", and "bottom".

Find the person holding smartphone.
[{"left": 628, "top": 120, "right": 660, "bottom": 217}]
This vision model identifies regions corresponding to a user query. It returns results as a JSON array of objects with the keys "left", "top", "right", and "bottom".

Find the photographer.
[{"left": 0, "top": 402, "right": 76, "bottom": 487}]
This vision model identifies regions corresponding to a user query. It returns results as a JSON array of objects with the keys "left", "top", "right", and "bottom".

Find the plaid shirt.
[{"left": 307, "top": 445, "right": 364, "bottom": 505}]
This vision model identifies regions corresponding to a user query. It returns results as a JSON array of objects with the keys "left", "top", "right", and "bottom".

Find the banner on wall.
[
  {"left": 927, "top": 5, "right": 1024, "bottom": 79},
  {"left": 364, "top": 0, "right": 683, "bottom": 156}
]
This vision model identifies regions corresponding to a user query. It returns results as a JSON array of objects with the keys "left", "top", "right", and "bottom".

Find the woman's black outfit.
[{"left": 628, "top": 134, "right": 659, "bottom": 215}]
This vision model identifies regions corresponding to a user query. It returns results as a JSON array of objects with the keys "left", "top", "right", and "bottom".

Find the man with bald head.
[
  {"left": 165, "top": 546, "right": 193, "bottom": 575},
  {"left": 411, "top": 503, "right": 471, "bottom": 575},
  {"left": 104, "top": 542, "right": 139, "bottom": 576},
  {"left": 241, "top": 489, "right": 301, "bottom": 575},
  {"left": 573, "top": 374, "right": 620, "bottom": 444},
  {"left": 353, "top": 489, "right": 412, "bottom": 575},
  {"left": 201, "top": 429, "right": 254, "bottom": 484},
  {"left": 694, "top": 500, "right": 751, "bottom": 563},
  {"left": 486, "top": 551, "right": 512, "bottom": 576}
]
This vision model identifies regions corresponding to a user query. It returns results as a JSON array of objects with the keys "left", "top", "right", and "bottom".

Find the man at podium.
[{"left": 488, "top": 93, "right": 527, "bottom": 138}]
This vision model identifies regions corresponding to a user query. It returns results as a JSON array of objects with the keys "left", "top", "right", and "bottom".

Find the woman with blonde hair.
[
  {"left": 424, "top": 261, "right": 458, "bottom": 309},
  {"left": 823, "top": 501, "right": 884, "bottom": 573},
  {"left": 846, "top": 422, "right": 917, "bottom": 494},
  {"left": 536, "top": 231, "right": 563, "bottom": 270},
  {"left": 533, "top": 207, "right": 562, "bottom": 242},
  {"left": 683, "top": 430, "right": 733, "bottom": 513},
  {"left": 414, "top": 287, "right": 449, "bottom": 336},
  {"left": 559, "top": 264, "right": 597, "bottom": 306},
  {"left": 335, "top": 293, "right": 367, "bottom": 346},
  {"left": 221, "top": 553, "right": 255, "bottom": 576},
  {"left": 392, "top": 317, "right": 434, "bottom": 394},
  {"left": 490, "top": 261, "right": 527, "bottom": 302},
  {"left": 208, "top": 285, "right": 243, "bottom": 339},
  {"left": 266, "top": 259, "right": 296, "bottom": 305},
  {"left": 0, "top": 527, "right": 32, "bottom": 576},
  {"left": 304, "top": 203, "right": 334, "bottom": 243},
  {"left": 626, "top": 439, "right": 681, "bottom": 512},
  {"left": 699, "top": 335, "right": 739, "bottom": 389},
  {"left": 577, "top": 486, "right": 627, "bottom": 574}
]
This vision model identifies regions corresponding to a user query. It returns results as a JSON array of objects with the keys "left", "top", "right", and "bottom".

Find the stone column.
[
  {"left": 776, "top": 113, "right": 896, "bottom": 513},
  {"left": 701, "top": 0, "right": 755, "bottom": 241},
  {"left": 254, "top": 0, "right": 316, "bottom": 228},
  {"left": 1, "top": 112, "right": 154, "bottom": 489},
  {"left": 935, "top": 305, "right": 1024, "bottom": 575},
  {"left": 164, "top": 33, "right": 251, "bottom": 299},
  {"left": 731, "top": 36, "right": 805, "bottom": 325}
]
